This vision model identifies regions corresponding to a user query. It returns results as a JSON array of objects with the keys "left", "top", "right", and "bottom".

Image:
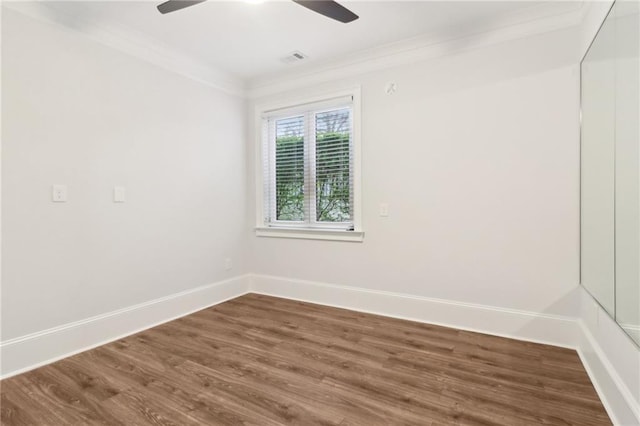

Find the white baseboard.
[
  {"left": 577, "top": 322, "right": 640, "bottom": 426},
  {"left": 0, "top": 275, "right": 251, "bottom": 379},
  {"left": 249, "top": 274, "right": 579, "bottom": 349},
  {"left": 620, "top": 323, "right": 640, "bottom": 344}
]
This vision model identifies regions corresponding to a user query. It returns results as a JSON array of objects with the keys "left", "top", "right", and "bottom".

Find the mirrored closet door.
[{"left": 581, "top": 0, "right": 640, "bottom": 346}]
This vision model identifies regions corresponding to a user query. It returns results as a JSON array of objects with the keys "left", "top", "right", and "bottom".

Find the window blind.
[{"left": 263, "top": 98, "right": 353, "bottom": 230}]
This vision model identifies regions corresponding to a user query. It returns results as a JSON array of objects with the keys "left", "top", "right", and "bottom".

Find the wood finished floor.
[{"left": 1, "top": 294, "right": 611, "bottom": 426}]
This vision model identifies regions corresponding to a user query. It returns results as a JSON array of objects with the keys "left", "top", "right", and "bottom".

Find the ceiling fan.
[{"left": 157, "top": 0, "right": 359, "bottom": 23}]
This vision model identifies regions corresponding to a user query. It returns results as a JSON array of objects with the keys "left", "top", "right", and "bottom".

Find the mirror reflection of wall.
[
  {"left": 614, "top": 0, "right": 640, "bottom": 344},
  {"left": 581, "top": 4, "right": 616, "bottom": 317},
  {"left": 581, "top": 0, "right": 640, "bottom": 347}
]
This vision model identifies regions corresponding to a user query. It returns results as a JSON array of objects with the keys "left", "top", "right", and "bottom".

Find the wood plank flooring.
[{"left": 1, "top": 294, "right": 611, "bottom": 425}]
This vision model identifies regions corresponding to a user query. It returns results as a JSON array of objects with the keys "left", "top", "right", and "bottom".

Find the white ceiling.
[{"left": 33, "top": 0, "right": 583, "bottom": 83}]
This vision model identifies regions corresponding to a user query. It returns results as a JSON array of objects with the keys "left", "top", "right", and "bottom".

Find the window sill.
[{"left": 255, "top": 227, "right": 364, "bottom": 242}]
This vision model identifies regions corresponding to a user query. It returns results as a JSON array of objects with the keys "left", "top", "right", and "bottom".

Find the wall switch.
[
  {"left": 52, "top": 185, "right": 67, "bottom": 202},
  {"left": 113, "top": 186, "right": 126, "bottom": 203},
  {"left": 379, "top": 203, "right": 389, "bottom": 217},
  {"left": 224, "top": 257, "right": 233, "bottom": 271}
]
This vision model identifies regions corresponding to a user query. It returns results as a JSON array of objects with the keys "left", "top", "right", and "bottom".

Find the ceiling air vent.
[{"left": 281, "top": 51, "right": 308, "bottom": 64}]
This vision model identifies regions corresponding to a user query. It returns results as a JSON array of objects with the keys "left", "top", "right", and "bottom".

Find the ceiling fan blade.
[
  {"left": 157, "top": 0, "right": 207, "bottom": 14},
  {"left": 292, "top": 0, "right": 359, "bottom": 23}
]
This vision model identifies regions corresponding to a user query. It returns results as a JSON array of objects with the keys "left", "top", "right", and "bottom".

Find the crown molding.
[
  {"left": 247, "top": 1, "right": 588, "bottom": 99},
  {"left": 3, "top": 1, "right": 593, "bottom": 100},
  {"left": 2, "top": 2, "right": 246, "bottom": 97}
]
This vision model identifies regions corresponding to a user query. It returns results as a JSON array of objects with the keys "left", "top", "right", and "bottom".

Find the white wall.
[
  {"left": 248, "top": 27, "right": 581, "bottom": 317},
  {"left": 1, "top": 8, "right": 248, "bottom": 341}
]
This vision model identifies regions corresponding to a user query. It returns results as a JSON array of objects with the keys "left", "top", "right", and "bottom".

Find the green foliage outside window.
[
  {"left": 275, "top": 132, "right": 350, "bottom": 222},
  {"left": 315, "top": 132, "right": 350, "bottom": 222},
  {"left": 275, "top": 135, "right": 305, "bottom": 221}
]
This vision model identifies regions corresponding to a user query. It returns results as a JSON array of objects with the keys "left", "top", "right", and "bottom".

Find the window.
[{"left": 256, "top": 90, "right": 362, "bottom": 242}]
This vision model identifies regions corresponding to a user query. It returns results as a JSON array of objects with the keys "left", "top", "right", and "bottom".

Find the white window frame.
[{"left": 254, "top": 88, "right": 363, "bottom": 242}]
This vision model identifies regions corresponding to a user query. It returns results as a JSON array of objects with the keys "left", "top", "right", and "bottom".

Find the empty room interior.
[{"left": 1, "top": 0, "right": 639, "bottom": 424}]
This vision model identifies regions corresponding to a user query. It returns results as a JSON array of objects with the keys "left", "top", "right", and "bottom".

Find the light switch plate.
[
  {"left": 113, "top": 186, "right": 126, "bottom": 203},
  {"left": 52, "top": 185, "right": 67, "bottom": 202}
]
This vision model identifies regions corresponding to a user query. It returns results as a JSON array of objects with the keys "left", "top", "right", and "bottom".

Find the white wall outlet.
[
  {"left": 379, "top": 203, "right": 389, "bottom": 217},
  {"left": 113, "top": 186, "right": 126, "bottom": 203},
  {"left": 52, "top": 185, "right": 67, "bottom": 202},
  {"left": 224, "top": 257, "right": 233, "bottom": 271}
]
